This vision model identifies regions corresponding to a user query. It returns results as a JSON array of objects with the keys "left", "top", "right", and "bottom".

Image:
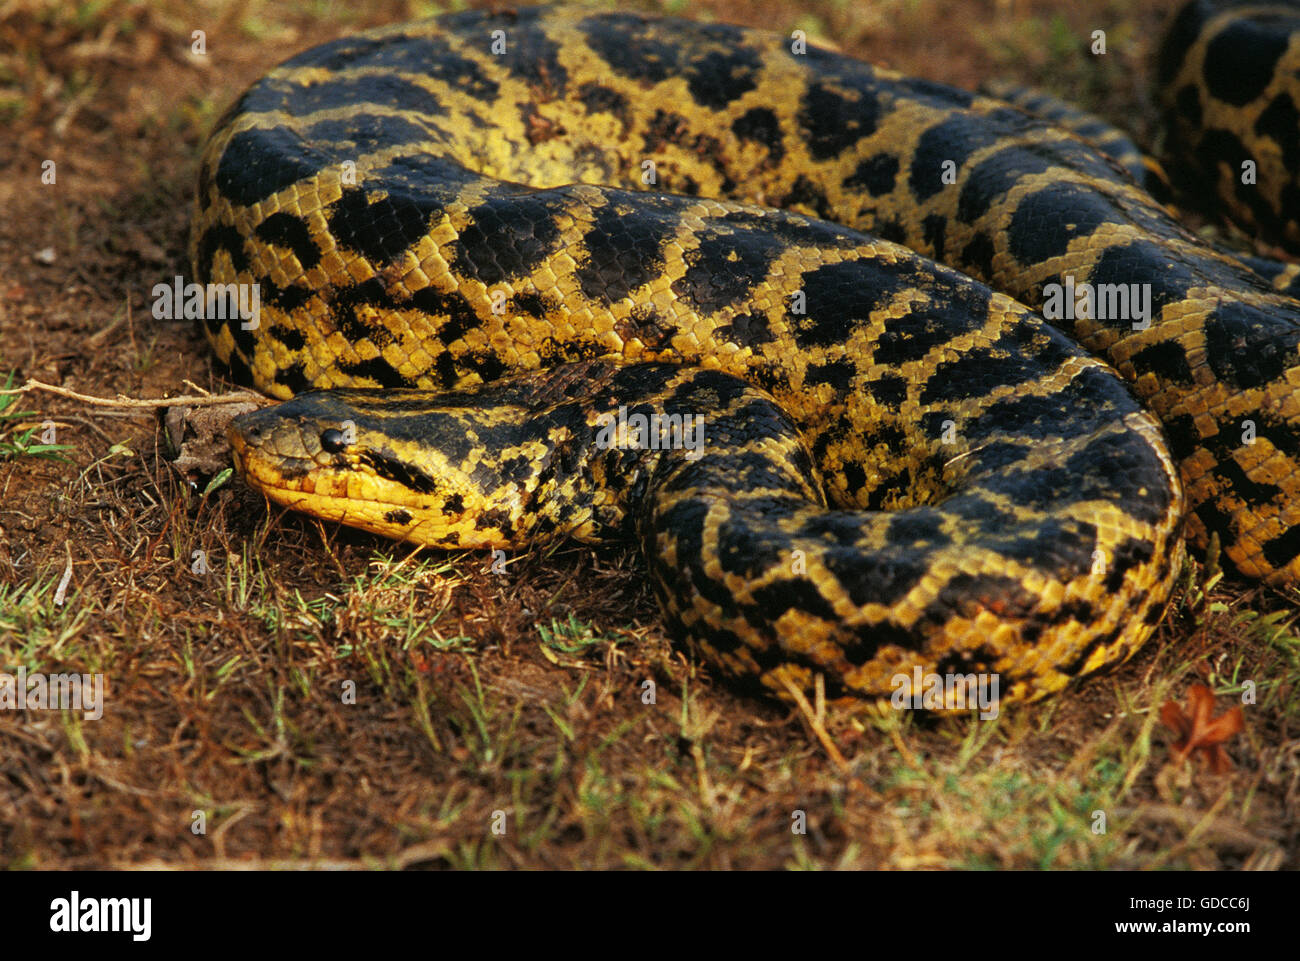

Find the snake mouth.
[
  {"left": 227, "top": 420, "right": 520, "bottom": 549},
  {"left": 230, "top": 453, "right": 447, "bottom": 543}
]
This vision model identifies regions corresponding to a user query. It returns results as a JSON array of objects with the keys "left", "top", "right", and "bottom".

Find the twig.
[
  {"left": 774, "top": 670, "right": 850, "bottom": 772},
  {"left": 0, "top": 378, "right": 261, "bottom": 409}
]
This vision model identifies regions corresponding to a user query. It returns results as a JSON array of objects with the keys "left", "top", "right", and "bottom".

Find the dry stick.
[
  {"left": 0, "top": 378, "right": 262, "bottom": 410},
  {"left": 775, "top": 671, "right": 850, "bottom": 772}
]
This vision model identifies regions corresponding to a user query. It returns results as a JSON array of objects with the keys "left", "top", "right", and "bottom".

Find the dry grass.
[{"left": 0, "top": 0, "right": 1296, "bottom": 870}]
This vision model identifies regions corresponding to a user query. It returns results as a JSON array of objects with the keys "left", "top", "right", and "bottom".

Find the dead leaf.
[{"left": 1159, "top": 683, "right": 1243, "bottom": 774}]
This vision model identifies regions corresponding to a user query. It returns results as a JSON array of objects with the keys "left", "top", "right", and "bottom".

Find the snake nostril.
[{"left": 320, "top": 427, "right": 349, "bottom": 453}]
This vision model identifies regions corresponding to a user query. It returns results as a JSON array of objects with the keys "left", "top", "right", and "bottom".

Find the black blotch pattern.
[
  {"left": 908, "top": 113, "right": 1005, "bottom": 203},
  {"left": 497, "top": 454, "right": 536, "bottom": 487},
  {"left": 986, "top": 518, "right": 1097, "bottom": 578},
  {"left": 974, "top": 366, "right": 1139, "bottom": 441},
  {"left": 839, "top": 620, "right": 927, "bottom": 663},
  {"left": 715, "top": 311, "right": 773, "bottom": 346},
  {"left": 577, "top": 198, "right": 678, "bottom": 302},
  {"left": 843, "top": 153, "right": 899, "bottom": 197},
  {"left": 374, "top": 154, "right": 478, "bottom": 193},
  {"left": 782, "top": 175, "right": 834, "bottom": 220},
  {"left": 921, "top": 213, "right": 947, "bottom": 258},
  {"left": 511, "top": 290, "right": 559, "bottom": 319},
  {"left": 410, "top": 285, "right": 484, "bottom": 344},
  {"left": 1175, "top": 83, "right": 1202, "bottom": 126},
  {"left": 894, "top": 75, "right": 974, "bottom": 110},
  {"left": 920, "top": 322, "right": 1074, "bottom": 405},
  {"left": 498, "top": 22, "right": 567, "bottom": 92},
  {"left": 1155, "top": 0, "right": 1209, "bottom": 88},
  {"left": 452, "top": 193, "right": 563, "bottom": 284},
  {"left": 616, "top": 303, "right": 675, "bottom": 349},
  {"left": 1202, "top": 15, "right": 1290, "bottom": 106},
  {"left": 463, "top": 351, "right": 508, "bottom": 382},
  {"left": 577, "top": 83, "right": 630, "bottom": 129},
  {"left": 338, "top": 356, "right": 412, "bottom": 389},
  {"left": 960, "top": 442, "right": 1027, "bottom": 475},
  {"left": 719, "top": 208, "right": 863, "bottom": 249},
  {"left": 272, "top": 74, "right": 445, "bottom": 118},
  {"left": 672, "top": 221, "right": 787, "bottom": 313},
  {"left": 329, "top": 276, "right": 399, "bottom": 346},
  {"left": 1027, "top": 430, "right": 1170, "bottom": 525},
  {"left": 805, "top": 358, "right": 856, "bottom": 391},
  {"left": 956, "top": 148, "right": 1050, "bottom": 224},
  {"left": 1255, "top": 93, "right": 1300, "bottom": 173},
  {"left": 433, "top": 353, "right": 459, "bottom": 388},
  {"left": 653, "top": 500, "right": 743, "bottom": 613},
  {"left": 732, "top": 107, "right": 785, "bottom": 162},
  {"left": 713, "top": 517, "right": 795, "bottom": 580},
  {"left": 886, "top": 510, "right": 950, "bottom": 547},
  {"left": 796, "top": 256, "right": 989, "bottom": 355},
  {"left": 1104, "top": 537, "right": 1155, "bottom": 593},
  {"left": 751, "top": 578, "right": 838, "bottom": 625},
  {"left": 194, "top": 223, "right": 250, "bottom": 287},
  {"left": 271, "top": 361, "right": 311, "bottom": 394},
  {"left": 304, "top": 113, "right": 429, "bottom": 155},
  {"left": 266, "top": 323, "right": 307, "bottom": 352},
  {"left": 943, "top": 493, "right": 1020, "bottom": 528},
  {"left": 920, "top": 347, "right": 1038, "bottom": 404},
  {"left": 1262, "top": 523, "right": 1300, "bottom": 569},
  {"left": 1052, "top": 628, "right": 1120, "bottom": 677},
  {"left": 821, "top": 548, "right": 929, "bottom": 607},
  {"left": 1203, "top": 301, "right": 1298, "bottom": 390},
  {"left": 215, "top": 127, "right": 324, "bottom": 208},
  {"left": 254, "top": 212, "right": 321, "bottom": 269},
  {"left": 840, "top": 461, "right": 866, "bottom": 494},
  {"left": 326, "top": 186, "right": 435, "bottom": 265},
  {"left": 1007, "top": 181, "right": 1118, "bottom": 264},
  {"left": 932, "top": 644, "right": 1005, "bottom": 676},
  {"left": 685, "top": 47, "right": 761, "bottom": 109},
  {"left": 581, "top": 13, "right": 685, "bottom": 84},
  {"left": 799, "top": 82, "right": 881, "bottom": 160},
  {"left": 360, "top": 450, "right": 439, "bottom": 493},
  {"left": 875, "top": 218, "right": 907, "bottom": 243},
  {"left": 917, "top": 573, "right": 1039, "bottom": 628},
  {"left": 867, "top": 374, "right": 908, "bottom": 407},
  {"left": 1086, "top": 239, "right": 1248, "bottom": 322},
  {"left": 280, "top": 33, "right": 396, "bottom": 70},
  {"left": 1210, "top": 441, "right": 1283, "bottom": 505},
  {"left": 1130, "top": 339, "right": 1194, "bottom": 385},
  {"left": 960, "top": 232, "right": 995, "bottom": 279},
  {"left": 281, "top": 31, "right": 444, "bottom": 73}
]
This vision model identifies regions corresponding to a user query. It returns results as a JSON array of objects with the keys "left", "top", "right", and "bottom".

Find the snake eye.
[{"left": 320, "top": 428, "right": 350, "bottom": 453}]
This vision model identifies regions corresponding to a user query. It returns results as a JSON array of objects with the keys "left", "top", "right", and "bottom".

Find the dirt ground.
[{"left": 0, "top": 0, "right": 1296, "bottom": 870}]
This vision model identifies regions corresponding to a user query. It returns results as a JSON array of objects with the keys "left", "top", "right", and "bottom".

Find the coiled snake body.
[{"left": 195, "top": 3, "right": 1300, "bottom": 705}]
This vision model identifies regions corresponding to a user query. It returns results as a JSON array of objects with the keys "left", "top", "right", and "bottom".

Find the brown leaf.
[{"left": 1160, "top": 684, "right": 1243, "bottom": 773}]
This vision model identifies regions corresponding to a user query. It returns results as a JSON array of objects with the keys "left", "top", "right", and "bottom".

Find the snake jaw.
[{"left": 227, "top": 390, "right": 548, "bottom": 549}]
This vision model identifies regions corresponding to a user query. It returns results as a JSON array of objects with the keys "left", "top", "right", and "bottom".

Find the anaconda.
[{"left": 194, "top": 2, "right": 1300, "bottom": 706}]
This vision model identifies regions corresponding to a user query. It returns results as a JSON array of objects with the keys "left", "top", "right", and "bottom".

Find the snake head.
[{"left": 227, "top": 387, "right": 554, "bottom": 549}]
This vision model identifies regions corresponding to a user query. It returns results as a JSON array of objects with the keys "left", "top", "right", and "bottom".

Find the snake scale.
[{"left": 192, "top": 2, "right": 1300, "bottom": 706}]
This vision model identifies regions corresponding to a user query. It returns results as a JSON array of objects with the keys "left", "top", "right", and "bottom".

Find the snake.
[{"left": 192, "top": 2, "right": 1300, "bottom": 707}]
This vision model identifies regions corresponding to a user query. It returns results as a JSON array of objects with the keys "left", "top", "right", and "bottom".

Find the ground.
[{"left": 0, "top": 0, "right": 1296, "bottom": 869}]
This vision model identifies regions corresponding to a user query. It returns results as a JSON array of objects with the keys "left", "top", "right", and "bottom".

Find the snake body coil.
[{"left": 196, "top": 3, "right": 1300, "bottom": 705}]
